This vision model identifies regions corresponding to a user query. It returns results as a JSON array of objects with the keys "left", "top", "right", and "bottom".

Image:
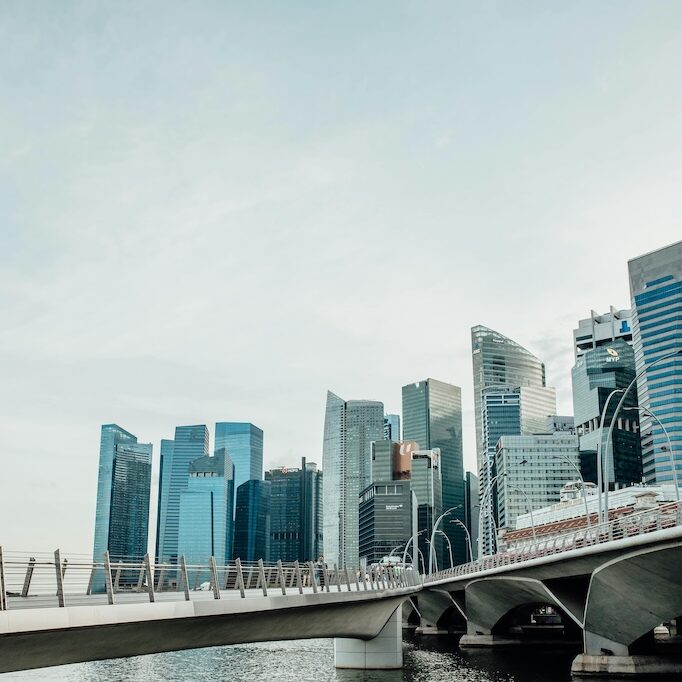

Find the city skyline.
[{"left": 3, "top": 1, "right": 682, "bottom": 554}]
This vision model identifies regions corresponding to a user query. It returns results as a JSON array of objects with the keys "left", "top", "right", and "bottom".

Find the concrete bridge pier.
[{"left": 334, "top": 608, "right": 403, "bottom": 669}]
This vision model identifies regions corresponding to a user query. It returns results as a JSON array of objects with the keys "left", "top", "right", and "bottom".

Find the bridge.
[
  {"left": 1, "top": 501, "right": 681, "bottom": 677},
  {"left": 415, "top": 500, "right": 682, "bottom": 677}
]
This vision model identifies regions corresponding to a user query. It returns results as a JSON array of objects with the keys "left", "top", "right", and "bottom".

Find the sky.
[{"left": 1, "top": 1, "right": 682, "bottom": 553}]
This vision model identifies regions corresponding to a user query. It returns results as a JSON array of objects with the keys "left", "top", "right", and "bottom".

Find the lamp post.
[
  {"left": 428, "top": 505, "right": 462, "bottom": 574},
  {"left": 510, "top": 486, "right": 536, "bottom": 543},
  {"left": 478, "top": 473, "right": 506, "bottom": 557},
  {"left": 549, "top": 453, "right": 592, "bottom": 532},
  {"left": 603, "top": 349, "right": 682, "bottom": 521},
  {"left": 624, "top": 405, "right": 680, "bottom": 502},
  {"left": 596, "top": 388, "right": 624, "bottom": 525},
  {"left": 435, "top": 530, "right": 454, "bottom": 569},
  {"left": 450, "top": 518, "right": 473, "bottom": 563},
  {"left": 401, "top": 530, "right": 426, "bottom": 570},
  {"left": 425, "top": 539, "right": 438, "bottom": 573}
]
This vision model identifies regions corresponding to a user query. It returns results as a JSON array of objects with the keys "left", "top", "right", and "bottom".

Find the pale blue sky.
[{"left": 2, "top": 1, "right": 682, "bottom": 551}]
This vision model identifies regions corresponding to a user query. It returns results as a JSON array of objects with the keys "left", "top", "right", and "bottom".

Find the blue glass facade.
[
  {"left": 402, "top": 379, "right": 465, "bottom": 565},
  {"left": 214, "top": 422, "right": 263, "bottom": 509},
  {"left": 92, "top": 424, "right": 152, "bottom": 592},
  {"left": 629, "top": 241, "right": 682, "bottom": 486},
  {"left": 155, "top": 425, "right": 209, "bottom": 564},
  {"left": 234, "top": 480, "right": 271, "bottom": 562},
  {"left": 177, "top": 450, "right": 234, "bottom": 582}
]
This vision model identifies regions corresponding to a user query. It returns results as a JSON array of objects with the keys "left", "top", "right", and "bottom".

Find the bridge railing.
[
  {"left": 0, "top": 549, "right": 421, "bottom": 611},
  {"left": 425, "top": 499, "right": 682, "bottom": 583}
]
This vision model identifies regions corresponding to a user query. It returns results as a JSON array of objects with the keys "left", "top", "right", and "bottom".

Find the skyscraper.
[
  {"left": 629, "top": 241, "right": 682, "bottom": 486},
  {"left": 471, "top": 326, "right": 547, "bottom": 474},
  {"left": 572, "top": 339, "right": 642, "bottom": 488},
  {"left": 573, "top": 307, "right": 633, "bottom": 360},
  {"left": 177, "top": 450, "right": 235, "bottom": 581},
  {"left": 402, "top": 379, "right": 465, "bottom": 565},
  {"left": 322, "top": 391, "right": 384, "bottom": 568},
  {"left": 383, "top": 414, "right": 401, "bottom": 441},
  {"left": 234, "top": 479, "right": 271, "bottom": 562},
  {"left": 265, "top": 458, "right": 323, "bottom": 563},
  {"left": 214, "top": 422, "right": 263, "bottom": 501},
  {"left": 410, "top": 449, "right": 442, "bottom": 572},
  {"left": 156, "top": 425, "right": 209, "bottom": 564},
  {"left": 463, "top": 471, "right": 479, "bottom": 561},
  {"left": 479, "top": 385, "right": 556, "bottom": 554},
  {"left": 93, "top": 425, "right": 152, "bottom": 591}
]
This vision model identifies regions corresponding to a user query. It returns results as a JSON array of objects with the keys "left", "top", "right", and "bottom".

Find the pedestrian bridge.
[{"left": 0, "top": 555, "right": 418, "bottom": 673}]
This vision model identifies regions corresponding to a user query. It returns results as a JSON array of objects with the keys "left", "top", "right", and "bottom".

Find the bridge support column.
[
  {"left": 415, "top": 618, "right": 448, "bottom": 635},
  {"left": 459, "top": 623, "right": 521, "bottom": 648},
  {"left": 334, "top": 608, "right": 402, "bottom": 669}
]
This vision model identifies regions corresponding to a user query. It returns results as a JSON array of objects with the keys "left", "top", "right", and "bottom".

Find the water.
[{"left": 2, "top": 633, "right": 579, "bottom": 682}]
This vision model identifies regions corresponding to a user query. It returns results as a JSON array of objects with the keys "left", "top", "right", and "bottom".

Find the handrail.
[
  {"left": 425, "top": 500, "right": 682, "bottom": 583},
  {"left": 0, "top": 549, "right": 421, "bottom": 611}
]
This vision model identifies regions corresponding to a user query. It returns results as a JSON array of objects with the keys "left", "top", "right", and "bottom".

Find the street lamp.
[
  {"left": 401, "top": 530, "right": 427, "bottom": 570},
  {"left": 596, "top": 388, "right": 624, "bottom": 525},
  {"left": 450, "top": 518, "right": 473, "bottom": 563},
  {"left": 549, "top": 453, "right": 592, "bottom": 532},
  {"left": 428, "top": 505, "right": 462, "bottom": 574},
  {"left": 602, "top": 349, "right": 682, "bottom": 520},
  {"left": 509, "top": 486, "right": 536, "bottom": 543},
  {"left": 425, "top": 539, "right": 438, "bottom": 573},
  {"left": 624, "top": 405, "right": 680, "bottom": 502},
  {"left": 478, "top": 473, "right": 506, "bottom": 557},
  {"left": 435, "top": 530, "right": 454, "bottom": 569}
]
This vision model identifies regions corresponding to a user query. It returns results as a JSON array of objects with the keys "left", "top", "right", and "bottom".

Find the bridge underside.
[{"left": 0, "top": 594, "right": 406, "bottom": 674}]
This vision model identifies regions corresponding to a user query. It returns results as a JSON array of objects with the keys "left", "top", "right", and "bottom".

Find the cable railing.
[
  {"left": 0, "top": 549, "right": 421, "bottom": 612},
  {"left": 425, "top": 500, "right": 682, "bottom": 583}
]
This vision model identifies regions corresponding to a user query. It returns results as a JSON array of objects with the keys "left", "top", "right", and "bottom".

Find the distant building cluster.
[{"left": 92, "top": 240, "right": 682, "bottom": 572}]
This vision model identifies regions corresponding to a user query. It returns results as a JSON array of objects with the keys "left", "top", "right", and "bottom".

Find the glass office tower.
[
  {"left": 383, "top": 414, "right": 401, "bottom": 441},
  {"left": 155, "top": 425, "right": 209, "bottom": 564},
  {"left": 214, "top": 422, "right": 263, "bottom": 505},
  {"left": 322, "top": 391, "right": 384, "bottom": 568},
  {"left": 572, "top": 339, "right": 642, "bottom": 487},
  {"left": 629, "top": 241, "right": 682, "bottom": 486},
  {"left": 234, "top": 480, "right": 271, "bottom": 562},
  {"left": 410, "top": 449, "right": 443, "bottom": 572},
  {"left": 265, "top": 458, "right": 323, "bottom": 562},
  {"left": 177, "top": 450, "right": 235, "bottom": 581},
  {"left": 402, "top": 379, "right": 465, "bottom": 565},
  {"left": 92, "top": 424, "right": 152, "bottom": 591},
  {"left": 471, "top": 326, "right": 547, "bottom": 474}
]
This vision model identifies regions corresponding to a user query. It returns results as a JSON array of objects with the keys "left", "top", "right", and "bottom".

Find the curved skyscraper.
[
  {"left": 471, "top": 326, "right": 547, "bottom": 473},
  {"left": 322, "top": 391, "right": 384, "bottom": 568}
]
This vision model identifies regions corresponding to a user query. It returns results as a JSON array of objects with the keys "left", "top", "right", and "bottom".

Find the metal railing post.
[
  {"left": 333, "top": 564, "right": 341, "bottom": 592},
  {"left": 360, "top": 566, "right": 368, "bottom": 591},
  {"left": 294, "top": 560, "right": 303, "bottom": 594},
  {"left": 179, "top": 556, "right": 190, "bottom": 601},
  {"left": 144, "top": 554, "right": 155, "bottom": 603},
  {"left": 235, "top": 558, "right": 246, "bottom": 598},
  {"left": 308, "top": 561, "right": 318, "bottom": 594},
  {"left": 277, "top": 560, "right": 286, "bottom": 595},
  {"left": 257, "top": 559, "right": 268, "bottom": 597},
  {"left": 0, "top": 546, "right": 6, "bottom": 611},
  {"left": 54, "top": 549, "right": 65, "bottom": 607},
  {"left": 156, "top": 564, "right": 166, "bottom": 592},
  {"left": 209, "top": 556, "right": 220, "bottom": 600},
  {"left": 353, "top": 567, "right": 360, "bottom": 591},
  {"left": 343, "top": 567, "right": 351, "bottom": 592},
  {"left": 21, "top": 557, "right": 36, "bottom": 598},
  {"left": 103, "top": 551, "right": 115, "bottom": 605}
]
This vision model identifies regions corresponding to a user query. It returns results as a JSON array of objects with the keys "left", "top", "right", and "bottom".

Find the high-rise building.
[
  {"left": 471, "top": 326, "right": 547, "bottom": 476},
  {"left": 629, "top": 241, "right": 682, "bottom": 486},
  {"left": 410, "top": 449, "right": 442, "bottom": 572},
  {"left": 233, "top": 480, "right": 271, "bottom": 561},
  {"left": 214, "top": 422, "right": 263, "bottom": 503},
  {"left": 496, "top": 428, "right": 580, "bottom": 532},
  {"left": 479, "top": 385, "right": 556, "bottom": 554},
  {"left": 402, "top": 379, "right": 465, "bottom": 565},
  {"left": 322, "top": 391, "right": 384, "bottom": 568},
  {"left": 177, "top": 450, "right": 235, "bottom": 582},
  {"left": 371, "top": 439, "right": 418, "bottom": 483},
  {"left": 359, "top": 481, "right": 412, "bottom": 566},
  {"left": 156, "top": 425, "right": 209, "bottom": 564},
  {"left": 463, "top": 471, "right": 479, "bottom": 561},
  {"left": 383, "top": 414, "right": 401, "bottom": 441},
  {"left": 573, "top": 308, "right": 633, "bottom": 360},
  {"left": 572, "top": 339, "right": 642, "bottom": 488},
  {"left": 92, "top": 425, "right": 152, "bottom": 591},
  {"left": 265, "top": 458, "right": 323, "bottom": 563}
]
